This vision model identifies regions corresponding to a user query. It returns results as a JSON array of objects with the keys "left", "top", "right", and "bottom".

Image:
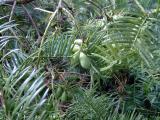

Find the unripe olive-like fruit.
[
  {"left": 67, "top": 92, "right": 73, "bottom": 101},
  {"left": 74, "top": 39, "right": 83, "bottom": 45},
  {"left": 71, "top": 51, "right": 80, "bottom": 65},
  {"left": 72, "top": 44, "right": 81, "bottom": 52},
  {"left": 55, "top": 86, "right": 63, "bottom": 98},
  {"left": 60, "top": 91, "right": 68, "bottom": 102},
  {"left": 79, "top": 52, "right": 91, "bottom": 69}
]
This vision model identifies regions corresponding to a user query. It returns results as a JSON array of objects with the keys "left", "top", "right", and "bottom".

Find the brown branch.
[
  {"left": 21, "top": 4, "right": 41, "bottom": 43},
  {"left": 1, "top": 0, "right": 35, "bottom": 4}
]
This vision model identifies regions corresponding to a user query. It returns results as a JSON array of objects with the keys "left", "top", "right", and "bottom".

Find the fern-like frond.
[{"left": 42, "top": 34, "right": 74, "bottom": 58}]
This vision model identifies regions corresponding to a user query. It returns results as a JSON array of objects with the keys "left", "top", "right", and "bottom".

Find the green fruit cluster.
[
  {"left": 71, "top": 39, "right": 91, "bottom": 69},
  {"left": 71, "top": 51, "right": 91, "bottom": 69},
  {"left": 55, "top": 86, "right": 72, "bottom": 102},
  {"left": 79, "top": 52, "right": 91, "bottom": 69}
]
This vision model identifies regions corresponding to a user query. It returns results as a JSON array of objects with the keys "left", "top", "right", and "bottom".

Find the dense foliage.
[{"left": 0, "top": 0, "right": 160, "bottom": 119}]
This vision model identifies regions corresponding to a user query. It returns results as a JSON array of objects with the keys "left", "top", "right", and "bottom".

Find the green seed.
[
  {"left": 72, "top": 44, "right": 81, "bottom": 52},
  {"left": 60, "top": 91, "right": 68, "bottom": 102},
  {"left": 79, "top": 52, "right": 91, "bottom": 69},
  {"left": 71, "top": 50, "right": 80, "bottom": 65},
  {"left": 74, "top": 39, "right": 83, "bottom": 45},
  {"left": 55, "top": 86, "right": 63, "bottom": 98}
]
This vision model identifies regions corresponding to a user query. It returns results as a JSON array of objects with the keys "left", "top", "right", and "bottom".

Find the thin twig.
[
  {"left": 35, "top": 8, "right": 54, "bottom": 14},
  {"left": 58, "top": 71, "right": 90, "bottom": 77},
  {"left": 9, "top": 0, "right": 16, "bottom": 21},
  {"left": 36, "top": 0, "right": 62, "bottom": 66},
  {"left": 8, "top": 0, "right": 19, "bottom": 40},
  {"left": 62, "top": 1, "right": 74, "bottom": 14},
  {"left": 87, "top": 0, "right": 112, "bottom": 21},
  {"left": 6, "top": 1, "right": 20, "bottom": 44},
  {"left": 133, "top": 0, "right": 146, "bottom": 14},
  {"left": 21, "top": 4, "right": 41, "bottom": 42}
]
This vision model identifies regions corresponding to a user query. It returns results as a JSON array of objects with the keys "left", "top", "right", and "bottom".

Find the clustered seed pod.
[
  {"left": 71, "top": 39, "right": 91, "bottom": 69},
  {"left": 55, "top": 86, "right": 73, "bottom": 102}
]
